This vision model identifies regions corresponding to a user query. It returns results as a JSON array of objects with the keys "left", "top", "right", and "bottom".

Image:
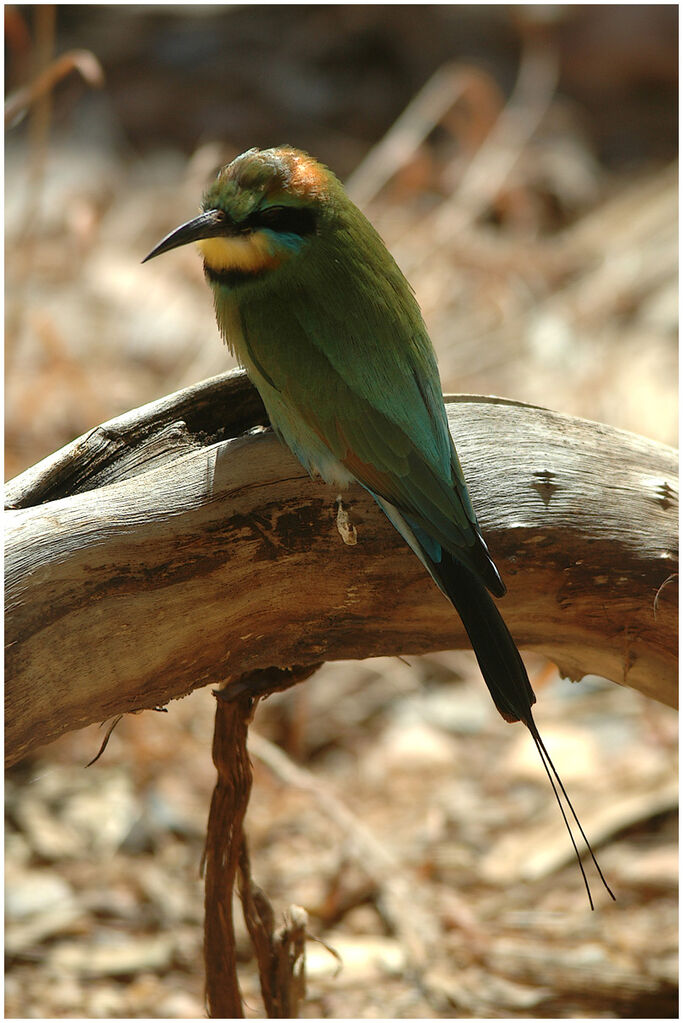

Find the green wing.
[{"left": 234, "top": 273, "right": 499, "bottom": 589}]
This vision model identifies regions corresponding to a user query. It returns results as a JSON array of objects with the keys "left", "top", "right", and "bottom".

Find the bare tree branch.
[{"left": 5, "top": 370, "right": 677, "bottom": 766}]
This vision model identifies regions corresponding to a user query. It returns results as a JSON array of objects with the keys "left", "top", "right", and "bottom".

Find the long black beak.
[{"left": 142, "top": 208, "right": 227, "bottom": 262}]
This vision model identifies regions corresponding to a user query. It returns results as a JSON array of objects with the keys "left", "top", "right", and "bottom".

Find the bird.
[{"left": 144, "top": 145, "right": 613, "bottom": 907}]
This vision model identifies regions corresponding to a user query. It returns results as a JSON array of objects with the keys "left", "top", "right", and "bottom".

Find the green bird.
[{"left": 144, "top": 146, "right": 613, "bottom": 906}]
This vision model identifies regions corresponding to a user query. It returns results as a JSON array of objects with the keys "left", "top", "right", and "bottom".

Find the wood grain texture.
[{"left": 5, "top": 370, "right": 677, "bottom": 765}]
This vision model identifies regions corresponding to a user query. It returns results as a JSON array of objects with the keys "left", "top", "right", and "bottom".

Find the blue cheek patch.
[{"left": 264, "top": 229, "right": 307, "bottom": 255}]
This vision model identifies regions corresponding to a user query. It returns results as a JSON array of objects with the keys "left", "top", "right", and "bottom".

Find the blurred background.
[{"left": 5, "top": 5, "right": 678, "bottom": 1018}]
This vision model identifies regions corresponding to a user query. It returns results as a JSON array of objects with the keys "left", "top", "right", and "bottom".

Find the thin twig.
[
  {"left": 203, "top": 690, "right": 255, "bottom": 1018},
  {"left": 5, "top": 48, "right": 104, "bottom": 127},
  {"left": 345, "top": 62, "right": 503, "bottom": 208},
  {"left": 237, "top": 839, "right": 308, "bottom": 1017},
  {"left": 437, "top": 43, "right": 560, "bottom": 235},
  {"left": 248, "top": 731, "right": 481, "bottom": 980},
  {"left": 203, "top": 667, "right": 321, "bottom": 1018}
]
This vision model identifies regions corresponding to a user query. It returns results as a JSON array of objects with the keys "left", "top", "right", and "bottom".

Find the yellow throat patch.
[{"left": 197, "top": 232, "right": 282, "bottom": 274}]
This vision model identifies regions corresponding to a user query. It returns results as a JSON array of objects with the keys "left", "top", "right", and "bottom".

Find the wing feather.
[{"left": 236, "top": 279, "right": 503, "bottom": 592}]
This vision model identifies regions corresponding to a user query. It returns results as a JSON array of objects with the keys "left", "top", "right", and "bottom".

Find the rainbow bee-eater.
[{"left": 144, "top": 146, "right": 613, "bottom": 906}]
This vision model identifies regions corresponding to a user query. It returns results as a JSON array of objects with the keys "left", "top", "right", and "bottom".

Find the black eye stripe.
[{"left": 247, "top": 205, "right": 317, "bottom": 237}]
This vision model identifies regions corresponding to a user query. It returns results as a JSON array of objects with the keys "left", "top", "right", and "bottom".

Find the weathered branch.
[{"left": 5, "top": 370, "right": 677, "bottom": 765}]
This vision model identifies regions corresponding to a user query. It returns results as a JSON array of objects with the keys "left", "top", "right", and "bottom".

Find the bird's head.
[{"left": 143, "top": 146, "right": 343, "bottom": 286}]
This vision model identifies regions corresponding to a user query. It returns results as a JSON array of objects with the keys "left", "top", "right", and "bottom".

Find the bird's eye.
[{"left": 251, "top": 205, "right": 317, "bottom": 237}]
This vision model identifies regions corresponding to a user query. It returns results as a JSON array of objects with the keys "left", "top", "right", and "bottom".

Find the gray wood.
[{"left": 5, "top": 370, "right": 677, "bottom": 765}]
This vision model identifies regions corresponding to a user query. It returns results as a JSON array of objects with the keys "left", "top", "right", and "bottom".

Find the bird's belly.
[
  {"left": 266, "top": 391, "right": 355, "bottom": 488},
  {"left": 240, "top": 358, "right": 354, "bottom": 488},
  {"left": 304, "top": 445, "right": 356, "bottom": 489}
]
